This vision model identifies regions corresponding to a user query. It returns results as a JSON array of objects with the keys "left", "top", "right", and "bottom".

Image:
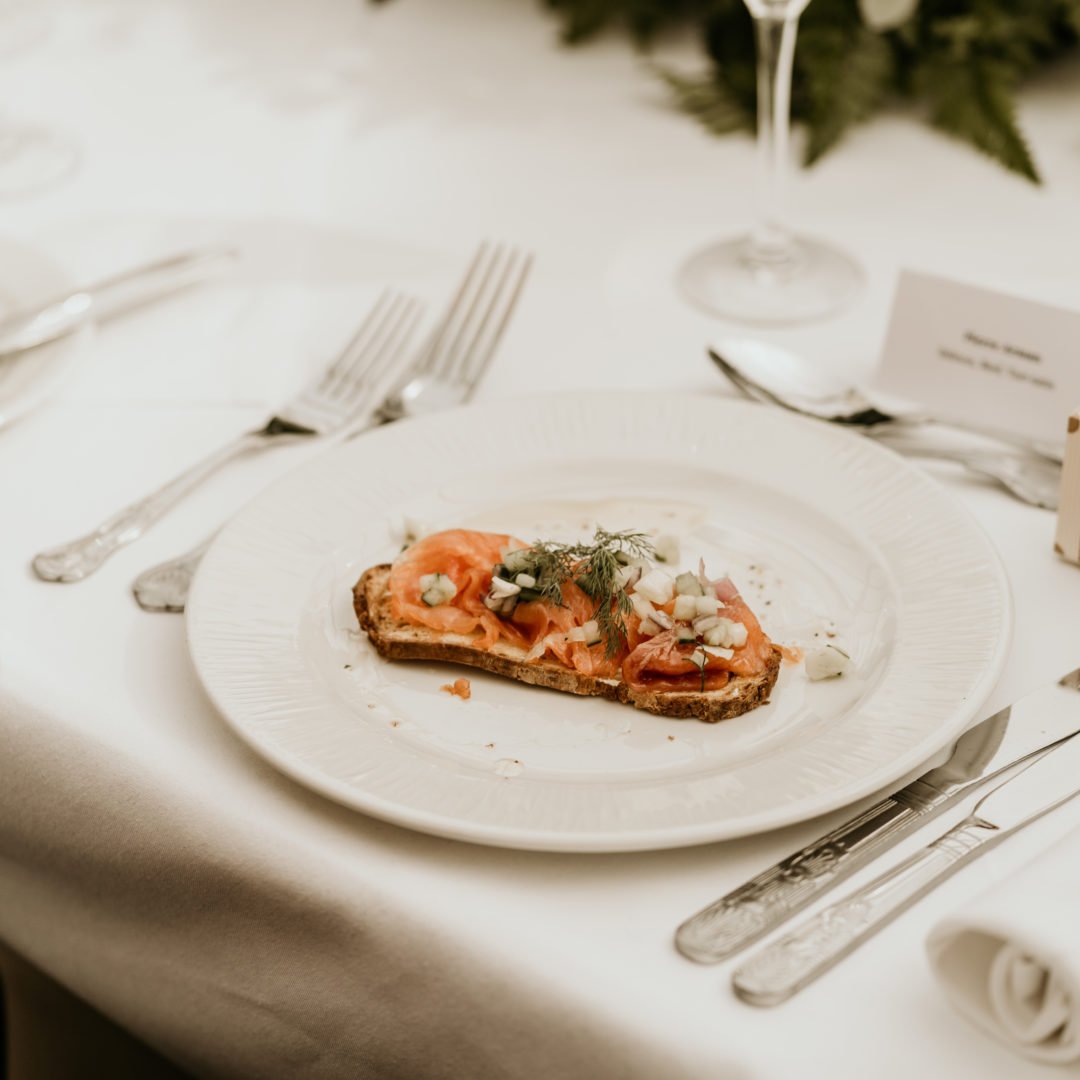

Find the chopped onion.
[
  {"left": 696, "top": 618, "right": 748, "bottom": 648},
  {"left": 702, "top": 643, "right": 734, "bottom": 659},
  {"left": 629, "top": 592, "right": 658, "bottom": 622},
  {"left": 695, "top": 595, "right": 720, "bottom": 616},
  {"left": 488, "top": 575, "right": 521, "bottom": 599},
  {"left": 702, "top": 626, "right": 731, "bottom": 649},
  {"left": 639, "top": 617, "right": 662, "bottom": 637},
  {"left": 635, "top": 569, "right": 674, "bottom": 605},
  {"left": 672, "top": 595, "right": 698, "bottom": 621},
  {"left": 805, "top": 644, "right": 850, "bottom": 680}
]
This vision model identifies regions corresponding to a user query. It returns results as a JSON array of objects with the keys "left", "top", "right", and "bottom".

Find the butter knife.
[
  {"left": 0, "top": 247, "right": 235, "bottom": 359},
  {"left": 676, "top": 668, "right": 1080, "bottom": 963},
  {"left": 732, "top": 727, "right": 1080, "bottom": 1006}
]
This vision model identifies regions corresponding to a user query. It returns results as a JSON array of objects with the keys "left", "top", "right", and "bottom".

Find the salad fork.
[
  {"left": 131, "top": 241, "right": 533, "bottom": 613},
  {"left": 32, "top": 291, "right": 422, "bottom": 583}
]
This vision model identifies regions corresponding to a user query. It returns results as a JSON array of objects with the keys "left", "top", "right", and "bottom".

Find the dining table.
[{"left": 4, "top": 1, "right": 1080, "bottom": 1077}]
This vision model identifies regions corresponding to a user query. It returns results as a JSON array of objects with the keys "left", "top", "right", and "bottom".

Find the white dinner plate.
[
  {"left": 187, "top": 392, "right": 1011, "bottom": 852},
  {"left": 0, "top": 236, "right": 84, "bottom": 430}
]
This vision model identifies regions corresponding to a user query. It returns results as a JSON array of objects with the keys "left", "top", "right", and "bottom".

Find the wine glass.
[{"left": 678, "top": 0, "right": 863, "bottom": 325}]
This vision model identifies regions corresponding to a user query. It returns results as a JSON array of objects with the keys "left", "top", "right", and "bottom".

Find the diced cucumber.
[
  {"left": 675, "top": 571, "right": 704, "bottom": 597},
  {"left": 420, "top": 573, "right": 457, "bottom": 606},
  {"left": 502, "top": 548, "right": 534, "bottom": 575}
]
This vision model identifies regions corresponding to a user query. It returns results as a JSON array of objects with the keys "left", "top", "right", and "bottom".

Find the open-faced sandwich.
[{"left": 353, "top": 527, "right": 785, "bottom": 722}]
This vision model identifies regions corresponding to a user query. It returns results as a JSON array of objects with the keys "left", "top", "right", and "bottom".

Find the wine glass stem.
[{"left": 749, "top": 7, "right": 802, "bottom": 270}]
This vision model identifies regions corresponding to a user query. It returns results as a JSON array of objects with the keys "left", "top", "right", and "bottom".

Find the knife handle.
[
  {"left": 731, "top": 817, "right": 998, "bottom": 1006},
  {"left": 675, "top": 780, "right": 948, "bottom": 963},
  {"left": 0, "top": 248, "right": 235, "bottom": 356}
]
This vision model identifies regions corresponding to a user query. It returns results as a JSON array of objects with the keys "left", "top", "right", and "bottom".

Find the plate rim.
[{"left": 186, "top": 390, "right": 1012, "bottom": 852}]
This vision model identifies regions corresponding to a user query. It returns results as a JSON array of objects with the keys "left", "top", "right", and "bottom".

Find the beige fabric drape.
[{"left": 0, "top": 688, "right": 689, "bottom": 1080}]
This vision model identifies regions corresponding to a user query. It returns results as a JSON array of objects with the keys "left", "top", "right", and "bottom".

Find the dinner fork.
[
  {"left": 131, "top": 242, "right": 533, "bottom": 613},
  {"left": 32, "top": 291, "right": 422, "bottom": 583}
]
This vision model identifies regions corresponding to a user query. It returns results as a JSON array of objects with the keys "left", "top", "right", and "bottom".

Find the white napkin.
[{"left": 926, "top": 828, "right": 1080, "bottom": 1064}]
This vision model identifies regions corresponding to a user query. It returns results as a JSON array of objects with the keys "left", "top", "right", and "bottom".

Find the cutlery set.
[
  {"left": 709, "top": 345, "right": 1063, "bottom": 510},
  {"left": 23, "top": 242, "right": 533, "bottom": 608},
  {"left": 15, "top": 240, "right": 1070, "bottom": 1008},
  {"left": 678, "top": 669, "right": 1080, "bottom": 1005}
]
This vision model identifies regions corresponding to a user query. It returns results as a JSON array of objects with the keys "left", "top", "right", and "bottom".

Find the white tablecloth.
[{"left": 5, "top": 1, "right": 1080, "bottom": 1076}]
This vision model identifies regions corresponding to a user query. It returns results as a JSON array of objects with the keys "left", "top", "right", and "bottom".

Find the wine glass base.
[{"left": 678, "top": 233, "right": 864, "bottom": 326}]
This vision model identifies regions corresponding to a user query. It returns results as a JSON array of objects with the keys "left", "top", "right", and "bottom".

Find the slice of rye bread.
[{"left": 353, "top": 564, "right": 782, "bottom": 723}]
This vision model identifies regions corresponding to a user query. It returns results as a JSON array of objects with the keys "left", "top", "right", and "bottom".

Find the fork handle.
[
  {"left": 731, "top": 818, "right": 998, "bottom": 1006},
  {"left": 131, "top": 534, "right": 216, "bottom": 612},
  {"left": 32, "top": 431, "right": 271, "bottom": 583},
  {"left": 131, "top": 414, "right": 383, "bottom": 611},
  {"left": 675, "top": 783, "right": 949, "bottom": 963}
]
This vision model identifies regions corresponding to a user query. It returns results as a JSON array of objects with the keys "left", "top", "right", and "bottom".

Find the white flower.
[{"left": 858, "top": 0, "right": 918, "bottom": 31}]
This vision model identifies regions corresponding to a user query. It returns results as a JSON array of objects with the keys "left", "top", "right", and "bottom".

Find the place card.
[
  {"left": 873, "top": 270, "right": 1080, "bottom": 445},
  {"left": 1055, "top": 412, "right": 1080, "bottom": 565}
]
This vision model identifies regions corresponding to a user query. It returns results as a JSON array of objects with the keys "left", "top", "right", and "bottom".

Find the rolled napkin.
[{"left": 926, "top": 828, "right": 1080, "bottom": 1064}]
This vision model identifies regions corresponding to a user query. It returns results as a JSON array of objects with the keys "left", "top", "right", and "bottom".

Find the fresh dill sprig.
[
  {"left": 519, "top": 538, "right": 576, "bottom": 607},
  {"left": 511, "top": 528, "right": 655, "bottom": 658},
  {"left": 571, "top": 529, "right": 654, "bottom": 658}
]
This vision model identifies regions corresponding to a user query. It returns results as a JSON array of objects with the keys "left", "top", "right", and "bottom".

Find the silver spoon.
[
  {"left": 709, "top": 340, "right": 1063, "bottom": 462},
  {"left": 711, "top": 342, "right": 1061, "bottom": 510}
]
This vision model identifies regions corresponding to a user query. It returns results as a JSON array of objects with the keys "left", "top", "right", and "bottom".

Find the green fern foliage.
[{"left": 543, "top": 0, "right": 1080, "bottom": 183}]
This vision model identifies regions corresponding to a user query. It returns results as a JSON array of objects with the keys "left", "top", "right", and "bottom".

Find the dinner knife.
[
  {"left": 0, "top": 247, "right": 235, "bottom": 359},
  {"left": 731, "top": 728, "right": 1080, "bottom": 1006},
  {"left": 676, "top": 668, "right": 1080, "bottom": 963}
]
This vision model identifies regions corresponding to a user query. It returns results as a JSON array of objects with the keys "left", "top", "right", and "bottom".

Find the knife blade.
[
  {"left": 0, "top": 247, "right": 236, "bottom": 359},
  {"left": 732, "top": 729, "right": 1080, "bottom": 1006},
  {"left": 676, "top": 667, "right": 1080, "bottom": 963}
]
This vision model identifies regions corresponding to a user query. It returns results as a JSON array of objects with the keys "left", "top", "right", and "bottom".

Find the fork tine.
[
  {"left": 317, "top": 291, "right": 408, "bottom": 400},
  {"left": 430, "top": 243, "right": 507, "bottom": 382},
  {"left": 289, "top": 292, "right": 421, "bottom": 432},
  {"left": 457, "top": 249, "right": 532, "bottom": 398},
  {"left": 412, "top": 243, "right": 497, "bottom": 376},
  {"left": 331, "top": 297, "right": 423, "bottom": 416},
  {"left": 421, "top": 244, "right": 530, "bottom": 385}
]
